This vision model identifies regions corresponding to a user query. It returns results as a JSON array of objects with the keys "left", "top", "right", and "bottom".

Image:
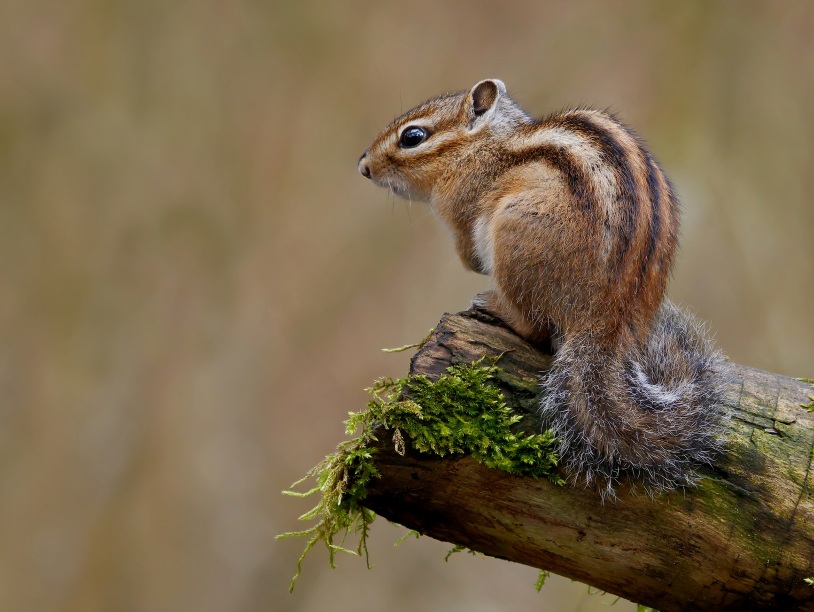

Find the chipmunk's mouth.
[
  {"left": 385, "top": 180, "right": 408, "bottom": 197},
  {"left": 359, "top": 155, "right": 416, "bottom": 200},
  {"left": 373, "top": 175, "right": 411, "bottom": 199}
]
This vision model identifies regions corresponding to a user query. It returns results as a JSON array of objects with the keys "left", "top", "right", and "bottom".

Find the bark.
[{"left": 363, "top": 303, "right": 814, "bottom": 611}]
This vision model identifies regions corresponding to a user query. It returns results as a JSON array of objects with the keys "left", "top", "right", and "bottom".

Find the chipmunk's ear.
[{"left": 467, "top": 79, "right": 506, "bottom": 128}]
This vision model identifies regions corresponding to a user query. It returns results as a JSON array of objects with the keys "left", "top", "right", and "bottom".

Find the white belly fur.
[{"left": 472, "top": 213, "right": 495, "bottom": 275}]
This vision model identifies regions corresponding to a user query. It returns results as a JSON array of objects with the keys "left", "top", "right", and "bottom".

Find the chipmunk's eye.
[{"left": 399, "top": 126, "right": 428, "bottom": 148}]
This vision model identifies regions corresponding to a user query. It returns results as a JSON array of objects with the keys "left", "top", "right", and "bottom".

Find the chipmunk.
[{"left": 358, "top": 79, "right": 724, "bottom": 497}]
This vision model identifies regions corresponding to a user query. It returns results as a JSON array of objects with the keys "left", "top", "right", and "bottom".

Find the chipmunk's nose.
[{"left": 358, "top": 151, "right": 371, "bottom": 179}]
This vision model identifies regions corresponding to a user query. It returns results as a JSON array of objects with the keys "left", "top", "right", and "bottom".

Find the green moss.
[
  {"left": 534, "top": 570, "right": 550, "bottom": 591},
  {"left": 444, "top": 544, "right": 482, "bottom": 562},
  {"left": 277, "top": 357, "right": 562, "bottom": 591},
  {"left": 797, "top": 379, "right": 814, "bottom": 412}
]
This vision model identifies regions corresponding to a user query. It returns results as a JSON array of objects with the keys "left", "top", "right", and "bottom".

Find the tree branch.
[{"left": 363, "top": 303, "right": 814, "bottom": 611}]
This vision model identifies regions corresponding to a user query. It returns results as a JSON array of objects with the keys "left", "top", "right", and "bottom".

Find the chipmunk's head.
[{"left": 358, "top": 79, "right": 526, "bottom": 201}]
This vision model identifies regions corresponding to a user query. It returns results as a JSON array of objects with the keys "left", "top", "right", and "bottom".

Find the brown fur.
[{"left": 359, "top": 79, "right": 725, "bottom": 497}]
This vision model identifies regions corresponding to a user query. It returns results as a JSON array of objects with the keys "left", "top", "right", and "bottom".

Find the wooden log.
[{"left": 363, "top": 303, "right": 814, "bottom": 611}]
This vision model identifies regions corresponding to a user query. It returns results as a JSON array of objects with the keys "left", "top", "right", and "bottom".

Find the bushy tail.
[{"left": 540, "top": 301, "right": 726, "bottom": 499}]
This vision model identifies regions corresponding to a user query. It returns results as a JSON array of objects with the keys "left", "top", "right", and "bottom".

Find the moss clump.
[
  {"left": 535, "top": 570, "right": 551, "bottom": 591},
  {"left": 799, "top": 379, "right": 814, "bottom": 412},
  {"left": 277, "top": 357, "right": 562, "bottom": 591}
]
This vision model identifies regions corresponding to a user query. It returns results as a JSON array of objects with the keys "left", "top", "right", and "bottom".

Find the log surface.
[{"left": 363, "top": 305, "right": 814, "bottom": 611}]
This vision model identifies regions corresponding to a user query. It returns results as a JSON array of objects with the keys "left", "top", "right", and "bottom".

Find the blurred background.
[{"left": 1, "top": 1, "right": 812, "bottom": 610}]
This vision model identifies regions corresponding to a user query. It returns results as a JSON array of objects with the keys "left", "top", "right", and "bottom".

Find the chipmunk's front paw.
[{"left": 471, "top": 290, "right": 554, "bottom": 349}]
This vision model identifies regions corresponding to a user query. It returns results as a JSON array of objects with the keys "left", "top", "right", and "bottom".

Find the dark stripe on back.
[
  {"left": 501, "top": 145, "right": 598, "bottom": 216},
  {"left": 639, "top": 148, "right": 662, "bottom": 280},
  {"left": 542, "top": 113, "right": 641, "bottom": 276},
  {"left": 661, "top": 174, "right": 678, "bottom": 270}
]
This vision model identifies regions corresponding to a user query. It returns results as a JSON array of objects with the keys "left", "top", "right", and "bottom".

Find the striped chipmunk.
[{"left": 358, "top": 79, "right": 725, "bottom": 498}]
